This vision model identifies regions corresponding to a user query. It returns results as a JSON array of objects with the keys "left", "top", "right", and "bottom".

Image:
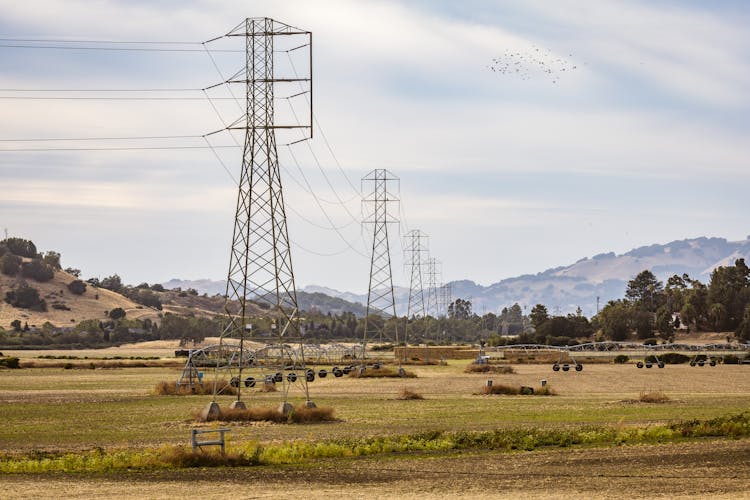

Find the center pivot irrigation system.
[{"left": 489, "top": 342, "right": 750, "bottom": 372}]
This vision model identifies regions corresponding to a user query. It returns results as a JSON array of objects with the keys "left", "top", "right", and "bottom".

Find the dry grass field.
[{"left": 1, "top": 347, "right": 748, "bottom": 498}]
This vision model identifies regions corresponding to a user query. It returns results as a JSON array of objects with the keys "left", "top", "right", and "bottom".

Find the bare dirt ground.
[{"left": 4, "top": 439, "right": 748, "bottom": 499}]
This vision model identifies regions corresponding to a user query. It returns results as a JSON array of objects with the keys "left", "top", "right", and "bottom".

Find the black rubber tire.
[
  {"left": 230, "top": 376, "right": 240, "bottom": 388},
  {"left": 287, "top": 372, "right": 297, "bottom": 383},
  {"left": 333, "top": 368, "right": 343, "bottom": 378},
  {"left": 318, "top": 369, "right": 327, "bottom": 378},
  {"left": 658, "top": 362, "right": 665, "bottom": 369},
  {"left": 553, "top": 364, "right": 560, "bottom": 372},
  {"left": 636, "top": 362, "right": 644, "bottom": 368},
  {"left": 562, "top": 364, "right": 570, "bottom": 372},
  {"left": 575, "top": 364, "right": 583, "bottom": 372},
  {"left": 244, "top": 377, "right": 255, "bottom": 388},
  {"left": 274, "top": 372, "right": 283, "bottom": 383}
]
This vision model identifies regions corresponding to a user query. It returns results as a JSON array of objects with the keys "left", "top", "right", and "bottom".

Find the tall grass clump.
[
  {"left": 397, "top": 388, "right": 424, "bottom": 400},
  {"left": 348, "top": 366, "right": 416, "bottom": 378},
  {"left": 154, "top": 380, "right": 237, "bottom": 396},
  {"left": 639, "top": 390, "right": 670, "bottom": 403},
  {"left": 464, "top": 363, "right": 515, "bottom": 374},
  {"left": 194, "top": 404, "right": 336, "bottom": 424},
  {"left": 478, "top": 383, "right": 555, "bottom": 396}
]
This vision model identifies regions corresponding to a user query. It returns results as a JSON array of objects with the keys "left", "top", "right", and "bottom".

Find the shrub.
[
  {"left": 0, "top": 357, "right": 20, "bottom": 369},
  {"left": 109, "top": 308, "right": 126, "bottom": 320},
  {"left": 4, "top": 284, "right": 47, "bottom": 311},
  {"left": 613, "top": 354, "right": 629, "bottom": 364},
  {"left": 723, "top": 355, "right": 741, "bottom": 365},
  {"left": 1, "top": 254, "right": 22, "bottom": 276},
  {"left": 67, "top": 279, "right": 87, "bottom": 295},
  {"left": 464, "top": 363, "right": 515, "bottom": 374},
  {"left": 21, "top": 259, "right": 55, "bottom": 282},
  {"left": 479, "top": 383, "right": 555, "bottom": 396},
  {"left": 348, "top": 366, "right": 416, "bottom": 378},
  {"left": 660, "top": 352, "right": 690, "bottom": 364}
]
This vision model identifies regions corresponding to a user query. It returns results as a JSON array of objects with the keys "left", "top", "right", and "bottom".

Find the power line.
[
  {"left": 0, "top": 145, "right": 237, "bottom": 152},
  {"left": 0, "top": 135, "right": 203, "bottom": 142},
  {"left": 0, "top": 43, "right": 240, "bottom": 52},
  {"left": 0, "top": 96, "right": 245, "bottom": 101},
  {"left": 0, "top": 37, "right": 202, "bottom": 44}
]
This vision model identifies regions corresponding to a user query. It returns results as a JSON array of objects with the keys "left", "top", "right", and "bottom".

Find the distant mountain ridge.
[{"left": 163, "top": 236, "right": 750, "bottom": 318}]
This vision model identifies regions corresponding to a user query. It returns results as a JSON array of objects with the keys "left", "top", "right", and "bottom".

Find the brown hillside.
[{"left": 0, "top": 268, "right": 161, "bottom": 329}]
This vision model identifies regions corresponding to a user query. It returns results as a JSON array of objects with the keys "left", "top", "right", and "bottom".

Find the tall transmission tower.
[
  {"left": 403, "top": 229, "right": 428, "bottom": 344},
  {"left": 362, "top": 169, "right": 400, "bottom": 347},
  {"left": 424, "top": 257, "right": 441, "bottom": 319},
  {"left": 214, "top": 18, "right": 312, "bottom": 409}
]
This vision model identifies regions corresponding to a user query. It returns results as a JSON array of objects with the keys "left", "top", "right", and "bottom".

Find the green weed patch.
[{"left": 2, "top": 412, "right": 747, "bottom": 474}]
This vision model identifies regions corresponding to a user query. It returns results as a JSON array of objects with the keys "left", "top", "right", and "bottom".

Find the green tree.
[
  {"left": 10, "top": 319, "right": 22, "bottom": 332},
  {"left": 736, "top": 304, "right": 750, "bottom": 342},
  {"left": 1, "top": 254, "right": 22, "bottom": 276},
  {"left": 597, "top": 300, "right": 631, "bottom": 341},
  {"left": 100, "top": 274, "right": 124, "bottom": 292},
  {"left": 708, "top": 259, "right": 750, "bottom": 331},
  {"left": 626, "top": 270, "right": 664, "bottom": 312},
  {"left": 109, "top": 307, "right": 126, "bottom": 320},
  {"left": 529, "top": 304, "right": 549, "bottom": 329},
  {"left": 67, "top": 279, "right": 87, "bottom": 295},
  {"left": 447, "top": 298, "right": 472, "bottom": 320},
  {"left": 1, "top": 237, "right": 37, "bottom": 258},
  {"left": 656, "top": 307, "right": 674, "bottom": 338},
  {"left": 4, "top": 284, "right": 47, "bottom": 311},
  {"left": 42, "top": 251, "right": 62, "bottom": 270},
  {"left": 21, "top": 259, "right": 55, "bottom": 282},
  {"left": 64, "top": 267, "right": 81, "bottom": 277}
]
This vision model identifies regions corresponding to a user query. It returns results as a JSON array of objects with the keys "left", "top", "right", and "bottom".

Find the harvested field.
[
  {"left": 1, "top": 352, "right": 749, "bottom": 498},
  {"left": 2, "top": 440, "right": 749, "bottom": 499}
]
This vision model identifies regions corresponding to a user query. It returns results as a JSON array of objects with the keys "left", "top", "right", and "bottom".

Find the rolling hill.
[{"left": 165, "top": 236, "right": 750, "bottom": 318}]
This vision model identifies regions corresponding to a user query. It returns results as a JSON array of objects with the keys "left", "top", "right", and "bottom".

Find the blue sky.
[{"left": 0, "top": 0, "right": 748, "bottom": 294}]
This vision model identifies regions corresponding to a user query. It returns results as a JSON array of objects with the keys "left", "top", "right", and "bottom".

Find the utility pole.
[
  {"left": 213, "top": 18, "right": 312, "bottom": 410},
  {"left": 362, "top": 169, "right": 400, "bottom": 350}
]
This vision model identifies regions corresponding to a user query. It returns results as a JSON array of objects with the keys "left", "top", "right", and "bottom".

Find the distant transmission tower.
[
  {"left": 214, "top": 18, "right": 312, "bottom": 409},
  {"left": 424, "top": 257, "right": 441, "bottom": 318},
  {"left": 403, "top": 229, "right": 428, "bottom": 343},
  {"left": 362, "top": 169, "right": 400, "bottom": 347},
  {"left": 438, "top": 283, "right": 452, "bottom": 318}
]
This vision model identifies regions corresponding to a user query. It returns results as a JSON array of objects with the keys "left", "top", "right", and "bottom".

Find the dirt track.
[{"left": 5, "top": 439, "right": 749, "bottom": 499}]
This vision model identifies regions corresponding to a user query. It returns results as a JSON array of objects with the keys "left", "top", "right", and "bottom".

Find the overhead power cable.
[
  {"left": 0, "top": 43, "right": 240, "bottom": 52},
  {"left": 0, "top": 134, "right": 202, "bottom": 142},
  {"left": 0, "top": 145, "right": 238, "bottom": 152}
]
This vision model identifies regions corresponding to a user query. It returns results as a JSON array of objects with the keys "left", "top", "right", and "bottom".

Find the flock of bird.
[{"left": 488, "top": 45, "right": 580, "bottom": 83}]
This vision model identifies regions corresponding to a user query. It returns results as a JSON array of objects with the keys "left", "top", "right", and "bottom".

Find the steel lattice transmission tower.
[
  {"left": 403, "top": 229, "right": 428, "bottom": 343},
  {"left": 439, "top": 283, "right": 452, "bottom": 318},
  {"left": 216, "top": 18, "right": 312, "bottom": 406},
  {"left": 424, "top": 257, "right": 441, "bottom": 319},
  {"left": 362, "top": 169, "right": 400, "bottom": 346}
]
